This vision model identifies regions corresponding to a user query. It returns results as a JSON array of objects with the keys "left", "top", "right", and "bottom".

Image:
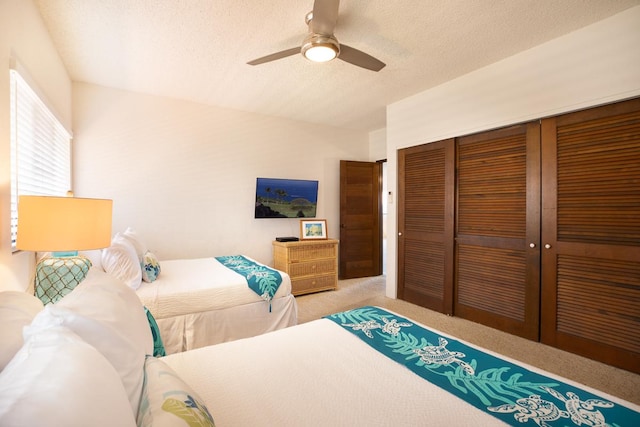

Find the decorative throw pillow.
[
  {"left": 0, "top": 291, "right": 44, "bottom": 371},
  {"left": 144, "top": 307, "right": 166, "bottom": 357},
  {"left": 137, "top": 356, "right": 215, "bottom": 427},
  {"left": 142, "top": 251, "right": 161, "bottom": 283},
  {"left": 102, "top": 233, "right": 143, "bottom": 290},
  {"left": 34, "top": 256, "right": 93, "bottom": 305}
]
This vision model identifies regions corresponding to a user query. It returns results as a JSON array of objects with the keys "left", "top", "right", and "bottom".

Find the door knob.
[
  {"left": 398, "top": 232, "right": 402, "bottom": 236},
  {"left": 529, "top": 243, "right": 536, "bottom": 248},
  {"left": 544, "top": 244, "right": 551, "bottom": 249}
]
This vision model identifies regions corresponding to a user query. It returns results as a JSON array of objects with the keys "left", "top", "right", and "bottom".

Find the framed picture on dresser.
[{"left": 300, "top": 219, "right": 327, "bottom": 240}]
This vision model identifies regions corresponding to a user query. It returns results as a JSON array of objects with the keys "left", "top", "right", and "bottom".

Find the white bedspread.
[
  {"left": 163, "top": 316, "right": 639, "bottom": 427},
  {"left": 164, "top": 319, "right": 502, "bottom": 426},
  {"left": 135, "top": 257, "right": 292, "bottom": 319}
]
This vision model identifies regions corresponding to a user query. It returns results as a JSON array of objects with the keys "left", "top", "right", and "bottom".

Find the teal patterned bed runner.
[
  {"left": 325, "top": 306, "right": 639, "bottom": 427},
  {"left": 215, "top": 255, "right": 282, "bottom": 311}
]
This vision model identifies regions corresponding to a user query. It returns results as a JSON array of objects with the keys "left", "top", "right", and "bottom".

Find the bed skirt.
[{"left": 156, "top": 294, "right": 297, "bottom": 354}]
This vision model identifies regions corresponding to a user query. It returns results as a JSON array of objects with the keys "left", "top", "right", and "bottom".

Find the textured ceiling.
[{"left": 34, "top": 0, "right": 640, "bottom": 132}]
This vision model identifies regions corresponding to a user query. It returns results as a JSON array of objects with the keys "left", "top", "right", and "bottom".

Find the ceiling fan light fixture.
[
  {"left": 304, "top": 44, "right": 338, "bottom": 62},
  {"left": 248, "top": 1, "right": 385, "bottom": 71},
  {"left": 301, "top": 34, "right": 339, "bottom": 63}
]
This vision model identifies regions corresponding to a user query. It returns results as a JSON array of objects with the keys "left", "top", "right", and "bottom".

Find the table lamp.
[{"left": 17, "top": 195, "right": 113, "bottom": 304}]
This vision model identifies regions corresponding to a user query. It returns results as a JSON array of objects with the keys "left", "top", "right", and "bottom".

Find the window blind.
[{"left": 10, "top": 69, "right": 71, "bottom": 251}]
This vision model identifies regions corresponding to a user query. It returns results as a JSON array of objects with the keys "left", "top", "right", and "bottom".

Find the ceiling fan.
[{"left": 247, "top": 0, "right": 385, "bottom": 72}]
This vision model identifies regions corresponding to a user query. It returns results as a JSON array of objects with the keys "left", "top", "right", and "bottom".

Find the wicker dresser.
[{"left": 272, "top": 239, "right": 338, "bottom": 296}]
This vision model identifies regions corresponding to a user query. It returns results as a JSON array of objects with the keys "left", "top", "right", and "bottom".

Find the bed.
[
  {"left": 1, "top": 272, "right": 638, "bottom": 427},
  {"left": 163, "top": 306, "right": 640, "bottom": 426},
  {"left": 134, "top": 256, "right": 297, "bottom": 354},
  {"left": 97, "top": 228, "right": 298, "bottom": 354}
]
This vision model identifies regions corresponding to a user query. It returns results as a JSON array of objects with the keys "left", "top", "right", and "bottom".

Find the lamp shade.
[{"left": 17, "top": 195, "right": 113, "bottom": 252}]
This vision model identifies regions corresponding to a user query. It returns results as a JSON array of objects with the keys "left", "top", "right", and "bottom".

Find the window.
[{"left": 10, "top": 68, "right": 71, "bottom": 251}]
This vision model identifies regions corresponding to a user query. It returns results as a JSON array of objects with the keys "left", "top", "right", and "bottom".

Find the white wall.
[
  {"left": 0, "top": 0, "right": 72, "bottom": 291},
  {"left": 385, "top": 6, "right": 640, "bottom": 298},
  {"left": 368, "top": 128, "right": 386, "bottom": 162},
  {"left": 73, "top": 83, "right": 369, "bottom": 265}
]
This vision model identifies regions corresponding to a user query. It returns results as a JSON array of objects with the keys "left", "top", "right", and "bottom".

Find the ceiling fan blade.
[
  {"left": 247, "top": 47, "right": 300, "bottom": 66},
  {"left": 338, "top": 44, "right": 386, "bottom": 72},
  {"left": 311, "top": 0, "right": 340, "bottom": 35}
]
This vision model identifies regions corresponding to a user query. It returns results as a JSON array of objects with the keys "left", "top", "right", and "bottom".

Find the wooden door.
[
  {"left": 540, "top": 98, "right": 640, "bottom": 373},
  {"left": 397, "top": 139, "right": 455, "bottom": 314},
  {"left": 339, "top": 160, "right": 382, "bottom": 279},
  {"left": 455, "top": 122, "right": 541, "bottom": 340}
]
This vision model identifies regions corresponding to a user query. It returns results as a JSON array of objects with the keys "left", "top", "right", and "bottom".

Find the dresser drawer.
[
  {"left": 287, "top": 243, "right": 336, "bottom": 262},
  {"left": 288, "top": 259, "right": 336, "bottom": 278},
  {"left": 291, "top": 274, "right": 337, "bottom": 295}
]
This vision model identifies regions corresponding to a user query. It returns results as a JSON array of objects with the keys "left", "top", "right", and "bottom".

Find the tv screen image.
[{"left": 255, "top": 177, "right": 318, "bottom": 218}]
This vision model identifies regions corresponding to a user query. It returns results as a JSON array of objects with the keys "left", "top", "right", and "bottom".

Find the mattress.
[
  {"left": 163, "top": 309, "right": 639, "bottom": 427},
  {"left": 135, "top": 256, "right": 292, "bottom": 319}
]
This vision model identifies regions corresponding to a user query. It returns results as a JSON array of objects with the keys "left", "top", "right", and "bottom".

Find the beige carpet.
[{"left": 295, "top": 275, "right": 640, "bottom": 406}]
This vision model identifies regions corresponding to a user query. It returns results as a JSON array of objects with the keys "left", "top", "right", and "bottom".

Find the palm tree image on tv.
[{"left": 255, "top": 178, "right": 318, "bottom": 218}]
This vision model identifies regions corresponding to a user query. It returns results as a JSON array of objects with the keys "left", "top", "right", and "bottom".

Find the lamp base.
[
  {"left": 34, "top": 255, "right": 92, "bottom": 305},
  {"left": 52, "top": 250, "right": 79, "bottom": 257}
]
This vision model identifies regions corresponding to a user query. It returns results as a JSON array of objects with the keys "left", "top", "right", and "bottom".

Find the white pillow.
[
  {"left": 102, "top": 232, "right": 142, "bottom": 289},
  {"left": 79, "top": 249, "right": 105, "bottom": 271},
  {"left": 0, "top": 292, "right": 43, "bottom": 371},
  {"left": 123, "top": 227, "right": 148, "bottom": 262},
  {"left": 29, "top": 269, "right": 153, "bottom": 414},
  {"left": 0, "top": 325, "right": 136, "bottom": 427},
  {"left": 137, "top": 356, "right": 215, "bottom": 427}
]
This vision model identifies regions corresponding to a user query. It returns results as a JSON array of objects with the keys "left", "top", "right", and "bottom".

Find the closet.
[{"left": 397, "top": 98, "right": 640, "bottom": 373}]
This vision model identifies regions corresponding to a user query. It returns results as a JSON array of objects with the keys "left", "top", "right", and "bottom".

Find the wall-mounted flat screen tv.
[{"left": 255, "top": 177, "right": 318, "bottom": 218}]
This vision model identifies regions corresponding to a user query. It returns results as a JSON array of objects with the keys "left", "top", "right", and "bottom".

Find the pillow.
[
  {"left": 0, "top": 292, "right": 43, "bottom": 371},
  {"left": 123, "top": 227, "right": 148, "bottom": 262},
  {"left": 142, "top": 251, "right": 161, "bottom": 282},
  {"left": 79, "top": 249, "right": 105, "bottom": 271},
  {"left": 29, "top": 268, "right": 153, "bottom": 414},
  {"left": 137, "top": 356, "right": 215, "bottom": 427},
  {"left": 34, "top": 256, "right": 92, "bottom": 305},
  {"left": 102, "top": 232, "right": 142, "bottom": 289},
  {"left": 0, "top": 325, "right": 136, "bottom": 427},
  {"left": 144, "top": 306, "right": 166, "bottom": 357}
]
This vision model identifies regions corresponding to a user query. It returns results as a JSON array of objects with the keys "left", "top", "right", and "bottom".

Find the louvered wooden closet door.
[
  {"left": 455, "top": 123, "right": 541, "bottom": 340},
  {"left": 398, "top": 139, "right": 455, "bottom": 314},
  {"left": 540, "top": 98, "right": 640, "bottom": 373}
]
